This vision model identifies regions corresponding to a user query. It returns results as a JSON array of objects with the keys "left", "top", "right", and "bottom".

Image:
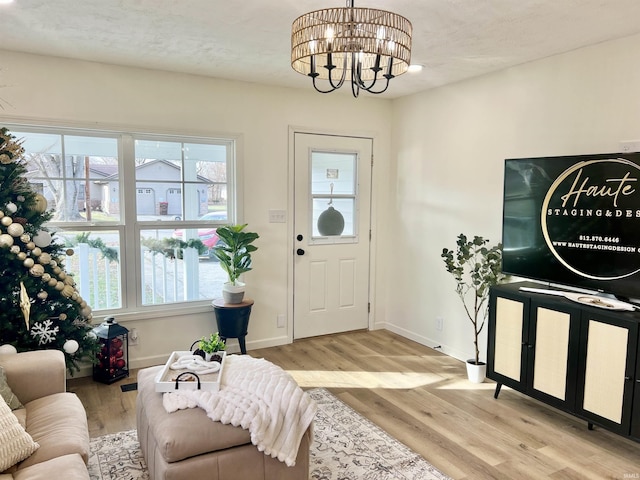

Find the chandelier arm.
[
  {"left": 312, "top": 75, "right": 339, "bottom": 94},
  {"left": 351, "top": 64, "right": 360, "bottom": 97},
  {"left": 361, "top": 75, "right": 391, "bottom": 94},
  {"left": 326, "top": 52, "right": 348, "bottom": 90}
]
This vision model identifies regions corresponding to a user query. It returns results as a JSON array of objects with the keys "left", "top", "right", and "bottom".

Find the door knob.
[
  {"left": 296, "top": 234, "right": 303, "bottom": 241},
  {"left": 296, "top": 248, "right": 305, "bottom": 256}
]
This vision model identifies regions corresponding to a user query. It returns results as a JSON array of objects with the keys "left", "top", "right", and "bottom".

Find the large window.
[{"left": 12, "top": 126, "right": 236, "bottom": 313}]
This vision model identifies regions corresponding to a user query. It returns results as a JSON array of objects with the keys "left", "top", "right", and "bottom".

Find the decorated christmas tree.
[{"left": 0, "top": 127, "right": 98, "bottom": 373}]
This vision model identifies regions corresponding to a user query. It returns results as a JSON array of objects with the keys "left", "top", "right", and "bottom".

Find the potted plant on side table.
[
  {"left": 212, "top": 224, "right": 259, "bottom": 304},
  {"left": 442, "top": 233, "right": 508, "bottom": 383}
]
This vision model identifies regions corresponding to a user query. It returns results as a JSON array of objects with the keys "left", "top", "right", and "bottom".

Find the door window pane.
[{"left": 310, "top": 150, "right": 357, "bottom": 240}]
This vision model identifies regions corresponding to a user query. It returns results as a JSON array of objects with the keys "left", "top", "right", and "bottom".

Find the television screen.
[{"left": 502, "top": 152, "right": 640, "bottom": 301}]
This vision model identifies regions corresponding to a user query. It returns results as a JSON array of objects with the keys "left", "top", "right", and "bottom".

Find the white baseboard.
[{"left": 382, "top": 322, "right": 469, "bottom": 363}]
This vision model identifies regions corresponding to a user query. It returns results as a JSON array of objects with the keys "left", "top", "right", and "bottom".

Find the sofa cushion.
[
  {"left": 0, "top": 396, "right": 39, "bottom": 473},
  {"left": 17, "top": 392, "right": 89, "bottom": 469},
  {"left": 137, "top": 366, "right": 252, "bottom": 463},
  {"left": 12, "top": 408, "right": 26, "bottom": 429},
  {"left": 0, "top": 366, "right": 23, "bottom": 410},
  {"left": 13, "top": 453, "right": 89, "bottom": 480}
]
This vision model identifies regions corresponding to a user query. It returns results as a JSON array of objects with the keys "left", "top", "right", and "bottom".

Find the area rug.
[{"left": 88, "top": 387, "right": 451, "bottom": 480}]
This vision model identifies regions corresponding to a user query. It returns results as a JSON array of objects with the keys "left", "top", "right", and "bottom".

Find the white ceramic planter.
[
  {"left": 222, "top": 281, "right": 245, "bottom": 304},
  {"left": 466, "top": 360, "right": 486, "bottom": 383}
]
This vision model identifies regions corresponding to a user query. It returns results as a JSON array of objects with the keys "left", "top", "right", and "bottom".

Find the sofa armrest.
[{"left": 0, "top": 350, "right": 66, "bottom": 404}]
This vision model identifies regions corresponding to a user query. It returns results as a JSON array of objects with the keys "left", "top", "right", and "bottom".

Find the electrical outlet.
[
  {"left": 277, "top": 314, "right": 286, "bottom": 328},
  {"left": 619, "top": 140, "right": 640, "bottom": 153},
  {"left": 436, "top": 316, "right": 443, "bottom": 332},
  {"left": 129, "top": 328, "right": 139, "bottom": 346}
]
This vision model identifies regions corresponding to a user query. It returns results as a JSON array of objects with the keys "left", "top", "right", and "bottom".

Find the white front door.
[{"left": 293, "top": 132, "right": 372, "bottom": 339}]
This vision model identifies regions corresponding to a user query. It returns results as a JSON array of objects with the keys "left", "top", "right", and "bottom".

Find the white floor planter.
[{"left": 466, "top": 360, "right": 486, "bottom": 383}]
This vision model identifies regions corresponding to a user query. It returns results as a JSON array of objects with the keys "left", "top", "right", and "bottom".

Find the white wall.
[
  {"left": 5, "top": 31, "right": 640, "bottom": 373},
  {"left": 387, "top": 33, "right": 640, "bottom": 361},
  {"left": 0, "top": 50, "right": 393, "bottom": 372}
]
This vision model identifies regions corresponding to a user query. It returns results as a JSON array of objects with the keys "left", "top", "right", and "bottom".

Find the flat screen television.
[{"left": 501, "top": 152, "right": 640, "bottom": 302}]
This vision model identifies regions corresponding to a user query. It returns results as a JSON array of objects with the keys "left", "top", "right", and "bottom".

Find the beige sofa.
[{"left": 0, "top": 350, "right": 90, "bottom": 480}]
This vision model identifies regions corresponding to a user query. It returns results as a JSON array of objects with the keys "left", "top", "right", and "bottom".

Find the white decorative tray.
[{"left": 155, "top": 350, "right": 226, "bottom": 392}]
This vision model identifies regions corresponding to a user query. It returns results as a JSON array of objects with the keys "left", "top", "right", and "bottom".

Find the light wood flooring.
[{"left": 67, "top": 329, "right": 639, "bottom": 479}]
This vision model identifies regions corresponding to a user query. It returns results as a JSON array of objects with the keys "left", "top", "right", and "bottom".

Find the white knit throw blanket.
[{"left": 162, "top": 355, "right": 317, "bottom": 467}]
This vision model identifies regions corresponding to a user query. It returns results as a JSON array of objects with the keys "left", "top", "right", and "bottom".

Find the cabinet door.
[
  {"left": 527, "top": 301, "right": 580, "bottom": 411},
  {"left": 576, "top": 313, "right": 638, "bottom": 435},
  {"left": 487, "top": 291, "right": 528, "bottom": 392},
  {"left": 632, "top": 341, "right": 640, "bottom": 440}
]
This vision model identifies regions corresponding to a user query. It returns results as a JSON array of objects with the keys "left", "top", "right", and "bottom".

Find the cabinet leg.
[
  {"left": 588, "top": 422, "right": 594, "bottom": 431},
  {"left": 494, "top": 383, "right": 502, "bottom": 399}
]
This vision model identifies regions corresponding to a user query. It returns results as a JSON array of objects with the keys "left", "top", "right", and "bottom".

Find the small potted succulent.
[{"left": 197, "top": 332, "right": 226, "bottom": 362}]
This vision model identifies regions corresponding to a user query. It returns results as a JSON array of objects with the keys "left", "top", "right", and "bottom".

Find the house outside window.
[{"left": 11, "top": 126, "right": 236, "bottom": 314}]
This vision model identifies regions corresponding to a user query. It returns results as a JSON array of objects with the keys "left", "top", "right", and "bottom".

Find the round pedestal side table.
[{"left": 212, "top": 298, "right": 254, "bottom": 354}]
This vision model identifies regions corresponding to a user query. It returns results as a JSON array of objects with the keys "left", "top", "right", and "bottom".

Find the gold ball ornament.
[
  {"left": 66, "top": 248, "right": 74, "bottom": 256},
  {"left": 20, "top": 234, "right": 30, "bottom": 243},
  {"left": 61, "top": 284, "right": 75, "bottom": 297},
  {"left": 23, "top": 258, "right": 35, "bottom": 268},
  {"left": 33, "top": 194, "right": 48, "bottom": 213},
  {"left": 38, "top": 252, "right": 51, "bottom": 265},
  {"left": 42, "top": 273, "right": 51, "bottom": 282},
  {"left": 55, "top": 281, "right": 64, "bottom": 291},
  {"left": 10, "top": 245, "right": 20, "bottom": 254},
  {"left": 25, "top": 242, "right": 35, "bottom": 250},
  {"left": 81, "top": 306, "right": 92, "bottom": 317},
  {"left": 0, "top": 211, "right": 3, "bottom": 218},
  {"left": 1, "top": 216, "right": 13, "bottom": 227},
  {"left": 31, "top": 247, "right": 41, "bottom": 257},
  {"left": 37, "top": 290, "right": 48, "bottom": 300},
  {"left": 7, "top": 223, "right": 24, "bottom": 238},
  {"left": 71, "top": 292, "right": 79, "bottom": 300},
  {"left": 17, "top": 252, "right": 27, "bottom": 261},
  {"left": 58, "top": 271, "right": 66, "bottom": 280},
  {"left": 30, "top": 264, "right": 45, "bottom": 277},
  {"left": 59, "top": 313, "right": 67, "bottom": 321},
  {"left": 0, "top": 234, "right": 14, "bottom": 248},
  {"left": 53, "top": 266, "right": 62, "bottom": 275},
  {"left": 5, "top": 202, "right": 17, "bottom": 214},
  {"left": 47, "top": 278, "right": 57, "bottom": 287}
]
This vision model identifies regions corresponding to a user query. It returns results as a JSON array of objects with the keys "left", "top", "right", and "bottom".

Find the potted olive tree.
[
  {"left": 441, "top": 234, "right": 508, "bottom": 383},
  {"left": 212, "top": 224, "right": 259, "bottom": 304}
]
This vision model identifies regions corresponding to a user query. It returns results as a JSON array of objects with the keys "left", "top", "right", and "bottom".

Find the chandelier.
[{"left": 291, "top": 0, "right": 412, "bottom": 97}]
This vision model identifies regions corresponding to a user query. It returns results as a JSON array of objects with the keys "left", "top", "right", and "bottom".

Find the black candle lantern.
[{"left": 92, "top": 316, "right": 129, "bottom": 384}]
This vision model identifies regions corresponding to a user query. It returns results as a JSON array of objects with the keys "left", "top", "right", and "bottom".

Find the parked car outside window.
[{"left": 173, "top": 211, "right": 228, "bottom": 259}]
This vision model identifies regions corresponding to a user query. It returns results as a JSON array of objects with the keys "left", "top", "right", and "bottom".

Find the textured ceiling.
[{"left": 2, "top": 0, "right": 640, "bottom": 98}]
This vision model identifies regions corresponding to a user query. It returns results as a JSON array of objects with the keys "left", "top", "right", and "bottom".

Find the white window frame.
[{"left": 6, "top": 124, "right": 242, "bottom": 319}]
